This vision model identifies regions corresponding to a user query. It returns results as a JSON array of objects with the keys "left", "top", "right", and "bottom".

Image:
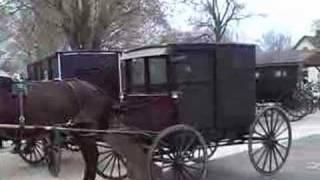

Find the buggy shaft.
[{"left": 0, "top": 124, "right": 154, "bottom": 137}]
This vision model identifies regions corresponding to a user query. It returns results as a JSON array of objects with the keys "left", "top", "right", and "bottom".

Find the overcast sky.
[{"left": 168, "top": 0, "right": 320, "bottom": 45}]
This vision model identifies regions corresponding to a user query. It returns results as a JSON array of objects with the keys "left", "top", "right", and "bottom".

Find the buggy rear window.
[{"left": 149, "top": 57, "right": 167, "bottom": 85}]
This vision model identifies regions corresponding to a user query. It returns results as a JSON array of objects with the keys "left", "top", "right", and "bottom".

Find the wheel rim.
[
  {"left": 281, "top": 90, "right": 310, "bottom": 120},
  {"left": 249, "top": 107, "right": 292, "bottom": 175},
  {"left": 19, "top": 139, "right": 46, "bottom": 165},
  {"left": 96, "top": 142, "right": 128, "bottom": 179},
  {"left": 148, "top": 125, "right": 207, "bottom": 180}
]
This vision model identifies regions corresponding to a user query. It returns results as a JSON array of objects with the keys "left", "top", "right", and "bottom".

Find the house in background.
[
  {"left": 294, "top": 30, "right": 320, "bottom": 51},
  {"left": 293, "top": 30, "right": 320, "bottom": 83}
]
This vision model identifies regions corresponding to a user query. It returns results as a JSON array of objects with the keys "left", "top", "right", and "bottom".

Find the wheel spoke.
[
  {"left": 30, "top": 151, "right": 34, "bottom": 161},
  {"left": 159, "top": 140, "right": 170, "bottom": 149},
  {"left": 162, "top": 164, "right": 173, "bottom": 169},
  {"left": 269, "top": 149, "right": 273, "bottom": 172},
  {"left": 273, "top": 120, "right": 285, "bottom": 136},
  {"left": 98, "top": 152, "right": 113, "bottom": 164},
  {"left": 272, "top": 148, "right": 279, "bottom": 168},
  {"left": 178, "top": 169, "right": 184, "bottom": 180},
  {"left": 183, "top": 136, "right": 196, "bottom": 152},
  {"left": 33, "top": 150, "right": 39, "bottom": 161},
  {"left": 102, "top": 155, "right": 114, "bottom": 173},
  {"left": 99, "top": 150, "right": 113, "bottom": 154},
  {"left": 274, "top": 144, "right": 285, "bottom": 162},
  {"left": 34, "top": 147, "right": 43, "bottom": 159},
  {"left": 252, "top": 147, "right": 265, "bottom": 157},
  {"left": 257, "top": 120, "right": 269, "bottom": 135},
  {"left": 109, "top": 154, "right": 117, "bottom": 177},
  {"left": 117, "top": 157, "right": 121, "bottom": 177},
  {"left": 177, "top": 134, "right": 188, "bottom": 156},
  {"left": 158, "top": 148, "right": 175, "bottom": 160},
  {"left": 153, "top": 157, "right": 173, "bottom": 164},
  {"left": 264, "top": 113, "right": 271, "bottom": 133},
  {"left": 184, "top": 164, "right": 201, "bottom": 171},
  {"left": 276, "top": 137, "right": 289, "bottom": 142},
  {"left": 275, "top": 127, "right": 288, "bottom": 138},
  {"left": 253, "top": 130, "right": 265, "bottom": 138},
  {"left": 256, "top": 147, "right": 267, "bottom": 166},
  {"left": 262, "top": 149, "right": 270, "bottom": 171},
  {"left": 271, "top": 112, "right": 279, "bottom": 131},
  {"left": 119, "top": 155, "right": 127, "bottom": 166},
  {"left": 275, "top": 141, "right": 288, "bottom": 150},
  {"left": 182, "top": 166, "right": 196, "bottom": 180}
]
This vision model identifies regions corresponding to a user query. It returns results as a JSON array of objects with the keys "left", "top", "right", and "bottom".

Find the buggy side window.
[
  {"left": 282, "top": 70, "right": 287, "bottom": 77},
  {"left": 149, "top": 57, "right": 167, "bottom": 85},
  {"left": 130, "top": 58, "right": 145, "bottom": 86}
]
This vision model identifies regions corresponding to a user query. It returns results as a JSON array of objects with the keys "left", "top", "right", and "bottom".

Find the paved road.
[
  {"left": 206, "top": 135, "right": 320, "bottom": 180},
  {"left": 0, "top": 112, "right": 319, "bottom": 180}
]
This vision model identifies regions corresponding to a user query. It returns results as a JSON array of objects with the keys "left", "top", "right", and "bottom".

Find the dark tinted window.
[
  {"left": 130, "top": 58, "right": 145, "bottom": 86},
  {"left": 149, "top": 57, "right": 167, "bottom": 85}
]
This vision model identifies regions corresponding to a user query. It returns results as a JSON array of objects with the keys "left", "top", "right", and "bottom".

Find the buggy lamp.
[{"left": 171, "top": 91, "right": 180, "bottom": 99}]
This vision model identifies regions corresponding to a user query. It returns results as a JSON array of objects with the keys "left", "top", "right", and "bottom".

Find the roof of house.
[{"left": 293, "top": 34, "right": 320, "bottom": 49}]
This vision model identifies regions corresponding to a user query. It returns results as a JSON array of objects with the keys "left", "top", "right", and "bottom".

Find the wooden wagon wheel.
[
  {"left": 280, "top": 90, "right": 309, "bottom": 122},
  {"left": 96, "top": 142, "right": 128, "bottom": 179},
  {"left": 148, "top": 124, "right": 208, "bottom": 180},
  {"left": 249, "top": 106, "right": 292, "bottom": 175},
  {"left": 206, "top": 142, "right": 217, "bottom": 159},
  {"left": 18, "top": 139, "right": 46, "bottom": 165},
  {"left": 191, "top": 141, "right": 217, "bottom": 162}
]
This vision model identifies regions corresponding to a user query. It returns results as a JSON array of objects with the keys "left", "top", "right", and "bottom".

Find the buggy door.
[{"left": 121, "top": 56, "right": 177, "bottom": 131}]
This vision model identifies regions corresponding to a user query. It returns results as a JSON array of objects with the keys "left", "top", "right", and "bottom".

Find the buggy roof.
[
  {"left": 28, "top": 50, "right": 120, "bottom": 66},
  {"left": 256, "top": 50, "right": 320, "bottom": 67},
  {"left": 121, "top": 43, "right": 255, "bottom": 60}
]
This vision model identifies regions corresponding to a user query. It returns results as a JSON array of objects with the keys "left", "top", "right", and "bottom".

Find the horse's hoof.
[{"left": 10, "top": 148, "right": 20, "bottom": 154}]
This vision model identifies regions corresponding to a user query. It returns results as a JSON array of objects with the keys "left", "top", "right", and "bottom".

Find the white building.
[
  {"left": 293, "top": 30, "right": 320, "bottom": 83},
  {"left": 0, "top": 70, "right": 10, "bottom": 77}
]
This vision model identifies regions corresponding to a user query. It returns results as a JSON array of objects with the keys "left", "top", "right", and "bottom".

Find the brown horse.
[{"left": 0, "top": 76, "right": 113, "bottom": 180}]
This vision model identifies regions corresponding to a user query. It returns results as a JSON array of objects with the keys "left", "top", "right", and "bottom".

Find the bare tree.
[
  {"left": 153, "top": 28, "right": 216, "bottom": 44},
  {"left": 182, "top": 0, "right": 252, "bottom": 42},
  {"left": 1, "top": 0, "right": 167, "bottom": 50},
  {"left": 259, "top": 31, "right": 292, "bottom": 52}
]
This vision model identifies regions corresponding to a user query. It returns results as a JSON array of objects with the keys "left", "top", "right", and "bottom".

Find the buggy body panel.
[{"left": 120, "top": 43, "right": 256, "bottom": 135}]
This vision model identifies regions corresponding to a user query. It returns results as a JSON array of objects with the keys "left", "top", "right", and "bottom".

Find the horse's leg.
[
  {"left": 102, "top": 134, "right": 152, "bottom": 180},
  {"left": 77, "top": 136, "right": 98, "bottom": 180}
]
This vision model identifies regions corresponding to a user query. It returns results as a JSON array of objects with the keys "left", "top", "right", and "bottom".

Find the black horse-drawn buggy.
[
  {"left": 0, "top": 43, "right": 292, "bottom": 180},
  {"left": 256, "top": 50, "right": 320, "bottom": 121}
]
